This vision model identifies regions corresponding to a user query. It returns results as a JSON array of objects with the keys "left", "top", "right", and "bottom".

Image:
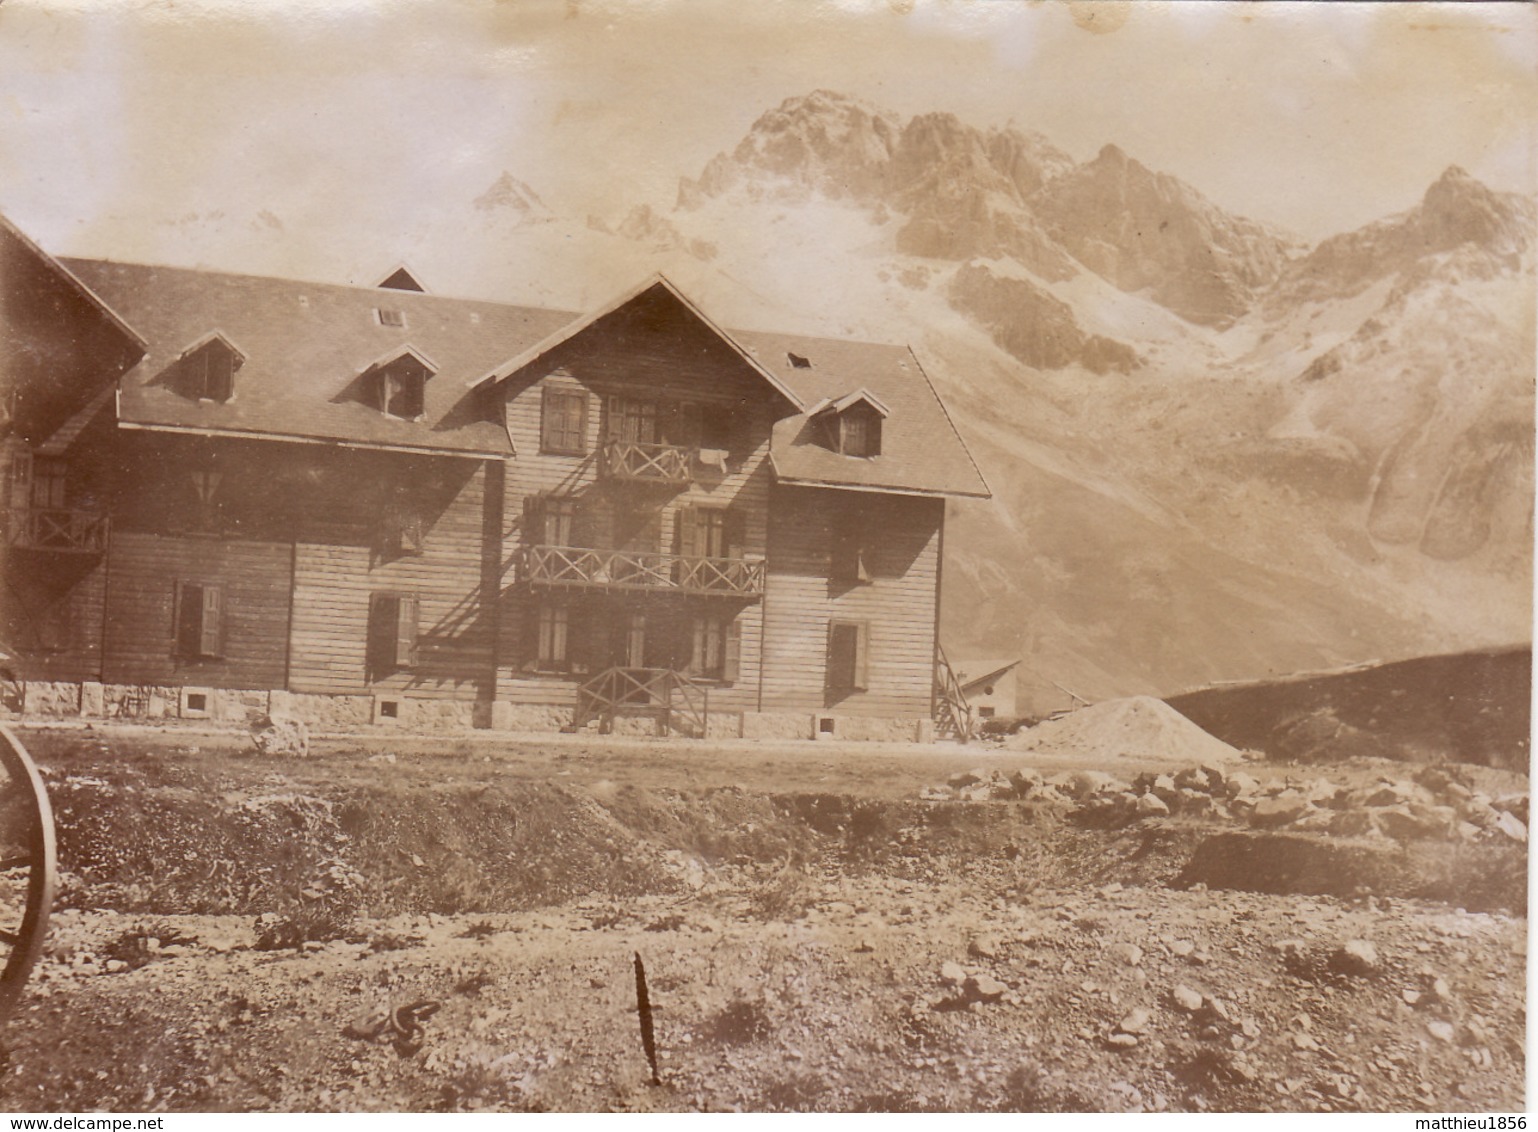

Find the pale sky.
[{"left": 0, "top": 0, "right": 1533, "bottom": 263}]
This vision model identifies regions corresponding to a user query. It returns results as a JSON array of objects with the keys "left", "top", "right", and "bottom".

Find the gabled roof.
[
  {"left": 472, "top": 274, "right": 805, "bottom": 411},
  {"left": 1, "top": 214, "right": 147, "bottom": 352},
  {"left": 62, "top": 258, "right": 575, "bottom": 457},
  {"left": 808, "top": 387, "right": 892, "bottom": 419},
  {"left": 954, "top": 658, "right": 1021, "bottom": 692},
  {"left": 363, "top": 343, "right": 439, "bottom": 376},
  {"left": 742, "top": 334, "right": 991, "bottom": 499},
  {"left": 376, "top": 264, "right": 427, "bottom": 292},
  {"left": 178, "top": 329, "right": 248, "bottom": 365}
]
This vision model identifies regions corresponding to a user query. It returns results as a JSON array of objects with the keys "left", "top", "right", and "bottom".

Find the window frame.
[
  {"left": 369, "top": 591, "right": 420, "bottom": 676},
  {"left": 540, "top": 387, "right": 590, "bottom": 455},
  {"left": 826, "top": 619, "right": 870, "bottom": 694},
  {"left": 174, "top": 580, "right": 226, "bottom": 660}
]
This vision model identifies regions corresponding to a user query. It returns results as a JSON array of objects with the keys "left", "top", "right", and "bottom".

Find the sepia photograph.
[{"left": 0, "top": 0, "right": 1530, "bottom": 1115}]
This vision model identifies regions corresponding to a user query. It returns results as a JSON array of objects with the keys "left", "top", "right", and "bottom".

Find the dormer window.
[
  {"left": 177, "top": 333, "right": 244, "bottom": 403},
  {"left": 788, "top": 352, "right": 812, "bottom": 369},
  {"left": 376, "top": 308, "right": 407, "bottom": 328},
  {"left": 366, "top": 346, "right": 436, "bottom": 421},
  {"left": 811, "top": 389, "right": 889, "bottom": 459}
]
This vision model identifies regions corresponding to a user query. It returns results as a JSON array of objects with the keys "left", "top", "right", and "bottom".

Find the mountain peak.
[{"left": 473, "top": 172, "right": 551, "bottom": 219}]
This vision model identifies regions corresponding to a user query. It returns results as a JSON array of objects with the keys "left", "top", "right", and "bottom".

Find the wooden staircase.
[{"left": 933, "top": 645, "right": 974, "bottom": 742}]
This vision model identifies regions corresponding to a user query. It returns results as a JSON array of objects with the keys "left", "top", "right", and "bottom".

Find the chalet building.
[{"left": 0, "top": 214, "right": 989, "bottom": 739}]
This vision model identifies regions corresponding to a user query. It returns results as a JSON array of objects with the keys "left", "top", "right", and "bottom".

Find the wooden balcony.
[
  {"left": 521, "top": 544, "right": 764, "bottom": 597},
  {"left": 600, "top": 441, "right": 694, "bottom": 485},
  {"left": 0, "top": 507, "right": 109, "bottom": 554}
]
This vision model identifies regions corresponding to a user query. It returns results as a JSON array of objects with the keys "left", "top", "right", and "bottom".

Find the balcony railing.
[
  {"left": 521, "top": 544, "right": 764, "bottom": 597},
  {"left": 601, "top": 441, "right": 694, "bottom": 485},
  {"left": 0, "top": 507, "right": 109, "bottom": 554}
]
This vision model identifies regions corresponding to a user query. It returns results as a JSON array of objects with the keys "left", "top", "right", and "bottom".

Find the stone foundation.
[{"left": 0, "top": 681, "right": 936, "bottom": 741}]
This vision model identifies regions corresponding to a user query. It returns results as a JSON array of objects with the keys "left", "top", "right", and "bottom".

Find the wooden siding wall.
[
  {"left": 289, "top": 458, "right": 495, "bottom": 699},
  {"left": 763, "top": 486, "right": 943, "bottom": 716},
  {"left": 496, "top": 302, "right": 782, "bottom": 712},
  {"left": 0, "top": 552, "right": 107, "bottom": 682},
  {"left": 102, "top": 532, "right": 291, "bottom": 690}
]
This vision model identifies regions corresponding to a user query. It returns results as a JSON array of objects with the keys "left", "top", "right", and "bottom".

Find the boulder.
[
  {"left": 940, "top": 961, "right": 968, "bottom": 986},
  {"left": 1250, "top": 793, "right": 1310, "bottom": 829},
  {"left": 1175, "top": 767, "right": 1213, "bottom": 794},
  {"left": 1225, "top": 773, "right": 1261, "bottom": 799},
  {"left": 251, "top": 714, "right": 310, "bottom": 758},
  {"left": 948, "top": 769, "right": 987, "bottom": 788},
  {"left": 1329, "top": 939, "right": 1380, "bottom": 977},
  {"left": 1493, "top": 810, "right": 1527, "bottom": 843},
  {"left": 1136, "top": 793, "right": 1171, "bottom": 818}
]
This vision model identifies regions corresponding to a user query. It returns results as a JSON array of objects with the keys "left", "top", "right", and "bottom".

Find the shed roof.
[{"left": 61, "top": 258, "right": 574, "bottom": 457}]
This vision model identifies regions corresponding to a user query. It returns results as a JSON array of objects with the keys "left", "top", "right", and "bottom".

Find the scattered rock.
[
  {"left": 1109, "top": 942, "right": 1144, "bottom": 966},
  {"left": 1329, "top": 939, "right": 1380, "bottom": 977},
  {"left": 250, "top": 715, "right": 310, "bottom": 758},
  {"left": 1136, "top": 793, "right": 1171, "bottom": 818},
  {"left": 1225, "top": 773, "right": 1261, "bottom": 799},
  {"left": 1250, "top": 794, "right": 1311, "bottom": 829},
  {"left": 1104, "top": 1031, "right": 1139, "bottom": 1050},
  {"left": 1118, "top": 1006, "right": 1153, "bottom": 1035},
  {"left": 968, "top": 934, "right": 1002, "bottom": 960},
  {"left": 1170, "top": 939, "right": 1195, "bottom": 958},
  {"left": 1171, "top": 984, "right": 1205, "bottom": 1013},
  {"left": 1427, "top": 1021, "right": 1456, "bottom": 1043},
  {"left": 940, "top": 961, "right": 968, "bottom": 986},
  {"left": 965, "top": 974, "right": 1009, "bottom": 1003}
]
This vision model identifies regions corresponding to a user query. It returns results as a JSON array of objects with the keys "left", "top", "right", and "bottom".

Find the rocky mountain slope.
[{"left": 47, "top": 90, "right": 1532, "bottom": 713}]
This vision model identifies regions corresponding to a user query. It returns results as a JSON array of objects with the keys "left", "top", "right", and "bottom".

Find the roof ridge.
[{"left": 58, "top": 255, "right": 579, "bottom": 316}]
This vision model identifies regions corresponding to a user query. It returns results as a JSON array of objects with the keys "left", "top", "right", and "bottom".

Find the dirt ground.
[{"left": 0, "top": 724, "right": 1527, "bottom": 1113}]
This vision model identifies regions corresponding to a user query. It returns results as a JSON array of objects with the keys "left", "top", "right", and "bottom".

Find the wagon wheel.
[{"left": 0, "top": 725, "right": 55, "bottom": 1021}]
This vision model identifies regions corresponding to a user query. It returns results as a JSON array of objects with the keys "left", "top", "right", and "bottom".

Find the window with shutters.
[
  {"left": 826, "top": 620, "right": 869, "bottom": 694},
  {"left": 688, "top": 610, "right": 741, "bottom": 682},
  {"left": 541, "top": 387, "right": 589, "bottom": 454},
  {"left": 535, "top": 603, "right": 569, "bottom": 671},
  {"left": 369, "top": 592, "right": 419, "bottom": 676},
  {"left": 174, "top": 581, "right": 225, "bottom": 660}
]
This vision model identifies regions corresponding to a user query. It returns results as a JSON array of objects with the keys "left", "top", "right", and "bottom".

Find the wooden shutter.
[
  {"left": 540, "top": 388, "right": 560, "bottom": 451},
  {"left": 174, "top": 582, "right": 201, "bottom": 657},
  {"left": 675, "top": 505, "right": 698, "bottom": 559},
  {"left": 852, "top": 620, "right": 869, "bottom": 690},
  {"left": 722, "top": 614, "right": 742, "bottom": 683},
  {"left": 199, "top": 585, "right": 224, "bottom": 657},
  {"left": 394, "top": 594, "right": 419, "bottom": 668}
]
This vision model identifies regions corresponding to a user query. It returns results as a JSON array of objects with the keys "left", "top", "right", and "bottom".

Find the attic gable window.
[
  {"left": 812, "top": 390, "right": 889, "bottom": 459},
  {"left": 178, "top": 334, "right": 244, "bottom": 402},
  {"left": 375, "top": 308, "right": 407, "bottom": 328},
  {"left": 787, "top": 352, "right": 812, "bottom": 369},
  {"left": 367, "top": 347, "right": 436, "bottom": 421}
]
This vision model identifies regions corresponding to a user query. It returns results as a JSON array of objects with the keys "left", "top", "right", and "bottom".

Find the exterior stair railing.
[{"left": 573, "top": 667, "right": 710, "bottom": 738}]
